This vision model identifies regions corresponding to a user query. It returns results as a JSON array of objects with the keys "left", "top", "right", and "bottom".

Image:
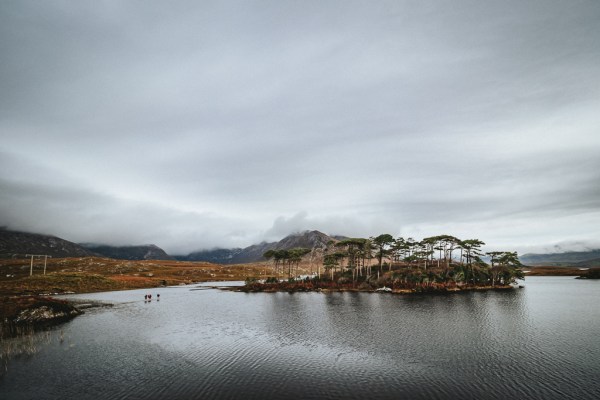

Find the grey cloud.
[
  {"left": 263, "top": 211, "right": 311, "bottom": 242},
  {"left": 1, "top": 1, "right": 599, "bottom": 253},
  {"left": 0, "top": 177, "right": 258, "bottom": 254},
  {"left": 262, "top": 211, "right": 398, "bottom": 243}
]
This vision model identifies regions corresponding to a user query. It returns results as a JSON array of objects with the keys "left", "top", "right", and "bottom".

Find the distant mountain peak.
[{"left": 184, "top": 230, "right": 339, "bottom": 264}]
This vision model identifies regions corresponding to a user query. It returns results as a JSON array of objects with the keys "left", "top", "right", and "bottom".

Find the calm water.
[{"left": 1, "top": 277, "right": 599, "bottom": 399}]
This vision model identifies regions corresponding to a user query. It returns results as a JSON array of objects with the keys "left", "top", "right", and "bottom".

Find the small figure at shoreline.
[{"left": 157, "top": 293, "right": 160, "bottom": 301}]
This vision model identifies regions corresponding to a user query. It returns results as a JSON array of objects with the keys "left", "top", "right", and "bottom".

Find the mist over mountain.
[
  {"left": 0, "top": 228, "right": 338, "bottom": 262},
  {"left": 3, "top": 227, "right": 600, "bottom": 267}
]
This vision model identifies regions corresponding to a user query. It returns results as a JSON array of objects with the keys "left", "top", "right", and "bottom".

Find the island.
[{"left": 242, "top": 234, "right": 524, "bottom": 294}]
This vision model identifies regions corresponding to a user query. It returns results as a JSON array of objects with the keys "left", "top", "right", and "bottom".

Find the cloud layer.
[{"left": 1, "top": 1, "right": 599, "bottom": 254}]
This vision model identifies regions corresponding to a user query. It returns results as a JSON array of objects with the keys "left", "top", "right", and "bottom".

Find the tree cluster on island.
[{"left": 250, "top": 234, "right": 524, "bottom": 293}]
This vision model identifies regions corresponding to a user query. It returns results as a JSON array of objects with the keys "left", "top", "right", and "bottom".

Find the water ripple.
[{"left": 1, "top": 278, "right": 600, "bottom": 399}]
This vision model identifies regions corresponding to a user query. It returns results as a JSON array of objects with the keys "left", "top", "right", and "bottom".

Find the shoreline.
[
  {"left": 0, "top": 295, "right": 84, "bottom": 339},
  {"left": 1, "top": 272, "right": 581, "bottom": 337},
  {"left": 235, "top": 282, "right": 517, "bottom": 294}
]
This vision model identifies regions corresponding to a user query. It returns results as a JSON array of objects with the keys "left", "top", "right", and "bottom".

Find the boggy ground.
[{"left": 0, "top": 257, "right": 274, "bottom": 296}]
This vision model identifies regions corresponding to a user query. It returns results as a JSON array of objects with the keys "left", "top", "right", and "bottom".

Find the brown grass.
[
  {"left": 0, "top": 257, "right": 287, "bottom": 296},
  {"left": 1, "top": 257, "right": 585, "bottom": 296},
  {"left": 0, "top": 258, "right": 317, "bottom": 329},
  {"left": 524, "top": 266, "right": 584, "bottom": 276}
]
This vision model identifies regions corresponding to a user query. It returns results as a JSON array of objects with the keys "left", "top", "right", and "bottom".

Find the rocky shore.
[{"left": 0, "top": 296, "right": 83, "bottom": 339}]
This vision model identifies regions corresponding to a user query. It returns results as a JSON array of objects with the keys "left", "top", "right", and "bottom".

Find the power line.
[{"left": 24, "top": 254, "right": 52, "bottom": 276}]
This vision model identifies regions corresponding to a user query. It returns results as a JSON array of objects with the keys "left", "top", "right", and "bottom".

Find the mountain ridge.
[
  {"left": 4, "top": 228, "right": 600, "bottom": 267},
  {"left": 520, "top": 249, "right": 600, "bottom": 267},
  {"left": 80, "top": 244, "right": 175, "bottom": 261},
  {"left": 0, "top": 230, "right": 99, "bottom": 258},
  {"left": 180, "top": 230, "right": 338, "bottom": 264}
]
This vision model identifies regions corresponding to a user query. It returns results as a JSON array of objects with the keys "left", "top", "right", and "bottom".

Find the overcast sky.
[{"left": 1, "top": 1, "right": 599, "bottom": 255}]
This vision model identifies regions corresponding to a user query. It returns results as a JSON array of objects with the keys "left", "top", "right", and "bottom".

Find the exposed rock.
[
  {"left": 1, "top": 296, "right": 82, "bottom": 338},
  {"left": 16, "top": 305, "right": 81, "bottom": 324}
]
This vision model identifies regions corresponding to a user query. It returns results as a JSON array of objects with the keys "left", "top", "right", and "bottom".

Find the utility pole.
[
  {"left": 26, "top": 254, "right": 34, "bottom": 276},
  {"left": 25, "top": 254, "right": 52, "bottom": 276},
  {"left": 43, "top": 255, "right": 51, "bottom": 275}
]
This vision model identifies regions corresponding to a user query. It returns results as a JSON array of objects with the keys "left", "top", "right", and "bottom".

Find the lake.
[{"left": 1, "top": 276, "right": 599, "bottom": 399}]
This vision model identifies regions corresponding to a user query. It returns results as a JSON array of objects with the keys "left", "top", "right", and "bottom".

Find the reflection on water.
[{"left": 1, "top": 277, "right": 599, "bottom": 399}]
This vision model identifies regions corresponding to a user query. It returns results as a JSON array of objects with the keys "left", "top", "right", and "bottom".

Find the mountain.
[
  {"left": 0, "top": 228, "right": 339, "bottom": 263},
  {"left": 0, "top": 229, "right": 174, "bottom": 261},
  {"left": 177, "top": 248, "right": 244, "bottom": 264},
  {"left": 0, "top": 229, "right": 99, "bottom": 258},
  {"left": 520, "top": 250, "right": 600, "bottom": 267},
  {"left": 81, "top": 244, "right": 175, "bottom": 261},
  {"left": 182, "top": 230, "right": 338, "bottom": 264},
  {"left": 275, "top": 230, "right": 335, "bottom": 250},
  {"left": 227, "top": 242, "right": 277, "bottom": 264},
  {"left": 575, "top": 258, "right": 600, "bottom": 268}
]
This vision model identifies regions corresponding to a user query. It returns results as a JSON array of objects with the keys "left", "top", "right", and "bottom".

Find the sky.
[{"left": 1, "top": 0, "right": 600, "bottom": 255}]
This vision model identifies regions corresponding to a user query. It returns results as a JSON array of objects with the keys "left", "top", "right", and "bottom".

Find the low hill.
[
  {"left": 81, "top": 244, "right": 175, "bottom": 261},
  {"left": 574, "top": 258, "right": 600, "bottom": 268},
  {"left": 520, "top": 250, "right": 600, "bottom": 267},
  {"left": 182, "top": 230, "right": 338, "bottom": 264},
  {"left": 177, "top": 248, "right": 244, "bottom": 264},
  {"left": 0, "top": 230, "right": 98, "bottom": 258}
]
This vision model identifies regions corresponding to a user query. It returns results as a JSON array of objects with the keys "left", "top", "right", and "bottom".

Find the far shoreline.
[{"left": 234, "top": 280, "right": 518, "bottom": 295}]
